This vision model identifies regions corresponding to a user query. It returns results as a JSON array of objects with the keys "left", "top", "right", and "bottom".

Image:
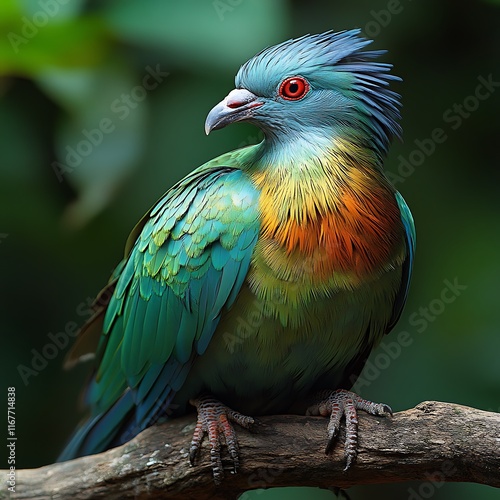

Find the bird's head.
[{"left": 205, "top": 29, "right": 401, "bottom": 158}]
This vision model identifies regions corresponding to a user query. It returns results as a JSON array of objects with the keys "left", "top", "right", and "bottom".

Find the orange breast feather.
[{"left": 255, "top": 166, "right": 403, "bottom": 279}]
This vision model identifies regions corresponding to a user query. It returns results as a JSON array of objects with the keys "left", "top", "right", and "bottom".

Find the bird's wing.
[
  {"left": 386, "top": 191, "right": 416, "bottom": 331},
  {"left": 61, "top": 163, "right": 261, "bottom": 457}
]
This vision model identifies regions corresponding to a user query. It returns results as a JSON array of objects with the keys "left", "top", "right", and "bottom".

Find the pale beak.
[{"left": 205, "top": 88, "right": 263, "bottom": 135}]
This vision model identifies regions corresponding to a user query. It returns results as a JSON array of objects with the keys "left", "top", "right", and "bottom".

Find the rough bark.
[{"left": 3, "top": 401, "right": 499, "bottom": 500}]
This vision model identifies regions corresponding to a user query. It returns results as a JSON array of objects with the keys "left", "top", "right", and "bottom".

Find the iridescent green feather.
[{"left": 88, "top": 166, "right": 261, "bottom": 425}]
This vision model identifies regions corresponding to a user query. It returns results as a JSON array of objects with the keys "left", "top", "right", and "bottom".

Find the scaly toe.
[
  {"left": 307, "top": 389, "right": 392, "bottom": 470},
  {"left": 189, "top": 395, "right": 254, "bottom": 483}
]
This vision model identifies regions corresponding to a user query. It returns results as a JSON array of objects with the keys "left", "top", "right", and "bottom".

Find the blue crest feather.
[{"left": 236, "top": 29, "right": 402, "bottom": 158}]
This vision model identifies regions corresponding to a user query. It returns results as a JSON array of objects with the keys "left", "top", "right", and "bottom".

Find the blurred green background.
[{"left": 1, "top": 0, "right": 499, "bottom": 498}]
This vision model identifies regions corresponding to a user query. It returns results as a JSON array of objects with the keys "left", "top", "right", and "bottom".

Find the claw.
[
  {"left": 306, "top": 389, "right": 392, "bottom": 470},
  {"left": 189, "top": 395, "right": 255, "bottom": 484}
]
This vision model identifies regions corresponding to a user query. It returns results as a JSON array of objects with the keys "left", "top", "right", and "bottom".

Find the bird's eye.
[{"left": 279, "top": 77, "right": 310, "bottom": 100}]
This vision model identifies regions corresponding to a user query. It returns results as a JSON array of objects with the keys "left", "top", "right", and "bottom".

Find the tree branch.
[{"left": 4, "top": 401, "right": 500, "bottom": 499}]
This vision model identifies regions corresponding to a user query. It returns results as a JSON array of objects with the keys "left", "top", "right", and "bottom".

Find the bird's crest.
[{"left": 236, "top": 29, "right": 402, "bottom": 156}]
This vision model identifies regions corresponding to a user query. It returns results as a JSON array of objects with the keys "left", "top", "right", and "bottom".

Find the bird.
[{"left": 59, "top": 29, "right": 415, "bottom": 484}]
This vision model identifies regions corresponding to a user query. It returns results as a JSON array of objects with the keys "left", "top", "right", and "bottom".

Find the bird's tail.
[
  {"left": 58, "top": 391, "right": 135, "bottom": 462},
  {"left": 58, "top": 379, "right": 181, "bottom": 462}
]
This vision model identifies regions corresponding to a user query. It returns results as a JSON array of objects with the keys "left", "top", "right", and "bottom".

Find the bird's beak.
[{"left": 205, "top": 88, "right": 263, "bottom": 135}]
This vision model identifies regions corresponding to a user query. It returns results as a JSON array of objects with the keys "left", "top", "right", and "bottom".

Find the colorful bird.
[{"left": 59, "top": 29, "right": 415, "bottom": 483}]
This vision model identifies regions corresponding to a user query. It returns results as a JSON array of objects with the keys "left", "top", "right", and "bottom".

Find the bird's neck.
[{"left": 245, "top": 133, "right": 404, "bottom": 279}]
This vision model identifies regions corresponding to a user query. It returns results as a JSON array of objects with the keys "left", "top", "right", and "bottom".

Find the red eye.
[{"left": 279, "top": 76, "right": 310, "bottom": 100}]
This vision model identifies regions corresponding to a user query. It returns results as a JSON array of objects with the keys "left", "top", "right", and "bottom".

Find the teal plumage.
[
  {"left": 60, "top": 29, "right": 415, "bottom": 480},
  {"left": 62, "top": 166, "right": 261, "bottom": 456}
]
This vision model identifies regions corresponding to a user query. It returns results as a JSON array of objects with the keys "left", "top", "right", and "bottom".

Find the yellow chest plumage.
[{"left": 248, "top": 139, "right": 405, "bottom": 302}]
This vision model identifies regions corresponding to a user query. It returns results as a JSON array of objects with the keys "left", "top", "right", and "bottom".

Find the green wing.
[
  {"left": 61, "top": 161, "right": 261, "bottom": 458},
  {"left": 386, "top": 191, "right": 416, "bottom": 331}
]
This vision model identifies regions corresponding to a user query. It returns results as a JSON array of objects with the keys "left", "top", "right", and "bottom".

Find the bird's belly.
[{"left": 180, "top": 267, "right": 400, "bottom": 415}]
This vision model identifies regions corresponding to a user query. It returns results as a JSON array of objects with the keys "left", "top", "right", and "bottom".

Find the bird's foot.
[
  {"left": 306, "top": 389, "right": 392, "bottom": 470},
  {"left": 189, "top": 395, "right": 255, "bottom": 484}
]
